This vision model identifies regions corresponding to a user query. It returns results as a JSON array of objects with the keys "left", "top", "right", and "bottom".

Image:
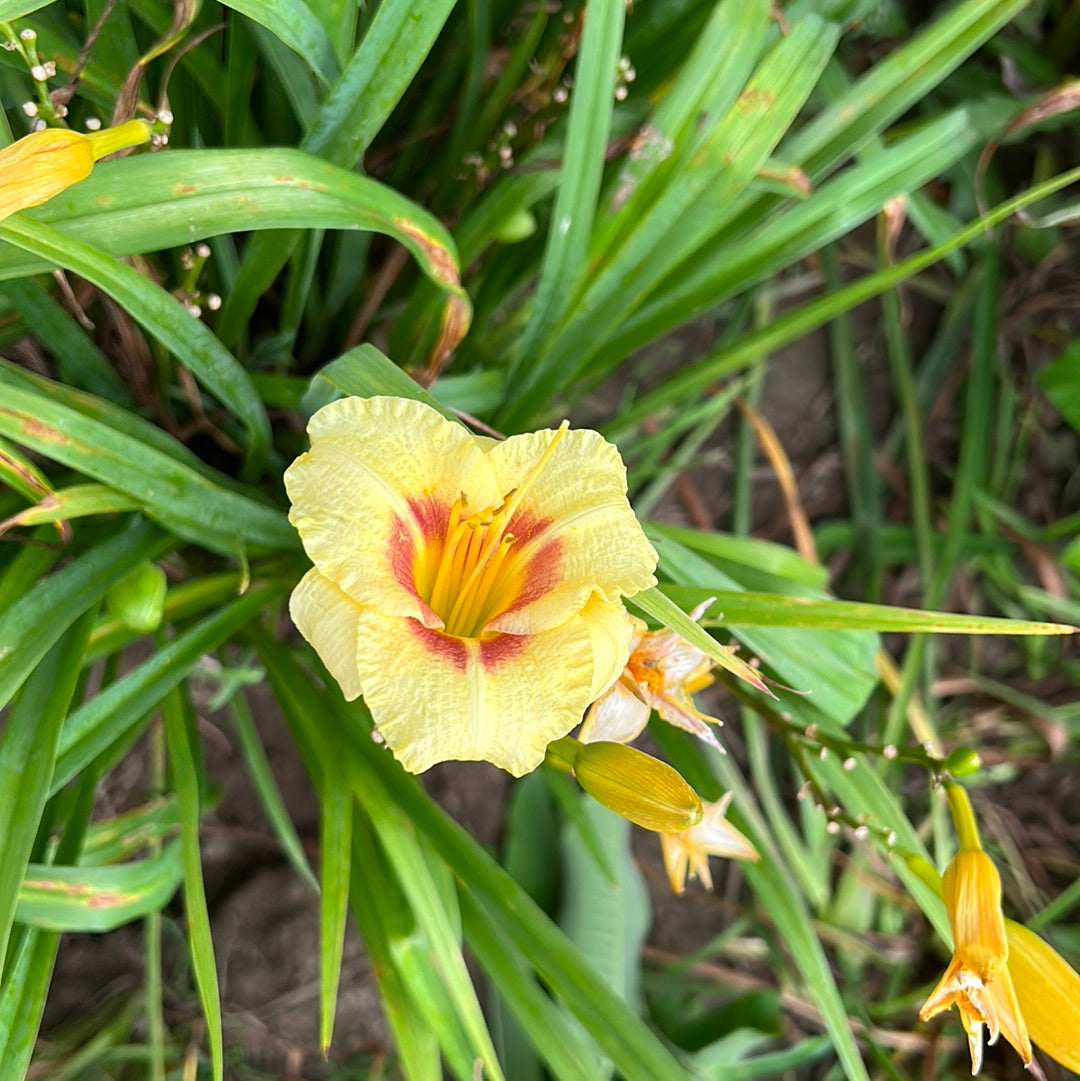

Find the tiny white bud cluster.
[{"left": 614, "top": 55, "right": 636, "bottom": 101}]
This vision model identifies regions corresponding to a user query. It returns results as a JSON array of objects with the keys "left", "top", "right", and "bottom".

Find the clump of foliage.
[{"left": 1, "top": 1, "right": 1078, "bottom": 1079}]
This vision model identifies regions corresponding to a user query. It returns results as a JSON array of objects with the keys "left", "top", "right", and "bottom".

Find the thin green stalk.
[
  {"left": 824, "top": 244, "right": 883, "bottom": 599},
  {"left": 618, "top": 164, "right": 1080, "bottom": 430},
  {"left": 144, "top": 720, "right": 166, "bottom": 1081},
  {"left": 732, "top": 297, "right": 768, "bottom": 537}
]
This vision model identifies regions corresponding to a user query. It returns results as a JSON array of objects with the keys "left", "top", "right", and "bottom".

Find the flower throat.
[{"left": 415, "top": 423, "right": 568, "bottom": 639}]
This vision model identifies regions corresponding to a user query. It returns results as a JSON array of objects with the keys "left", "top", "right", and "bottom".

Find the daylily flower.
[
  {"left": 285, "top": 396, "right": 658, "bottom": 776},
  {"left": 915, "top": 783, "right": 1080, "bottom": 1075},
  {"left": 660, "top": 794, "right": 758, "bottom": 894},
  {"left": 918, "top": 846, "right": 1031, "bottom": 1073},
  {"left": 0, "top": 120, "right": 151, "bottom": 222},
  {"left": 579, "top": 599, "right": 725, "bottom": 752}
]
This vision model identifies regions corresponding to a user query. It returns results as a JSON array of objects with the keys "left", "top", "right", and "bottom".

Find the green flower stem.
[
  {"left": 944, "top": 782, "right": 981, "bottom": 852},
  {"left": 544, "top": 735, "right": 582, "bottom": 772}
]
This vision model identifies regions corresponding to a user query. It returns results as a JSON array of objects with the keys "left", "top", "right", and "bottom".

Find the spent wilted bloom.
[
  {"left": 918, "top": 784, "right": 1080, "bottom": 1075},
  {"left": 285, "top": 396, "right": 658, "bottom": 775},
  {"left": 660, "top": 794, "right": 758, "bottom": 894},
  {"left": 579, "top": 599, "right": 726, "bottom": 752},
  {"left": 0, "top": 120, "right": 151, "bottom": 222}
]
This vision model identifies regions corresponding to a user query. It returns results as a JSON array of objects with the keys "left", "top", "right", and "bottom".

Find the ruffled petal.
[
  {"left": 483, "top": 427, "right": 657, "bottom": 634},
  {"left": 289, "top": 568, "right": 365, "bottom": 700},
  {"left": 353, "top": 609, "right": 600, "bottom": 776},
  {"left": 579, "top": 679, "right": 650, "bottom": 744},
  {"left": 285, "top": 397, "right": 497, "bottom": 618},
  {"left": 578, "top": 593, "right": 636, "bottom": 700}
]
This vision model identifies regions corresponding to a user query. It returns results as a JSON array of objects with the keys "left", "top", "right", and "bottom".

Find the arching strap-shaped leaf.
[
  {"left": 0, "top": 215, "right": 272, "bottom": 479},
  {"left": 0, "top": 148, "right": 472, "bottom": 365}
]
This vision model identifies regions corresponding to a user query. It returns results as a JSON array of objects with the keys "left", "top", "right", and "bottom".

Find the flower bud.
[
  {"left": 0, "top": 120, "right": 151, "bottom": 222},
  {"left": 106, "top": 560, "right": 167, "bottom": 632},
  {"left": 574, "top": 741, "right": 702, "bottom": 833},
  {"left": 943, "top": 745, "right": 982, "bottom": 777}
]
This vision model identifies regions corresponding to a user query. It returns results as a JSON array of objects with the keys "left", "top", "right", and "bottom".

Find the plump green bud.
[
  {"left": 494, "top": 208, "right": 537, "bottom": 244},
  {"left": 943, "top": 746, "right": 982, "bottom": 778},
  {"left": 574, "top": 741, "right": 703, "bottom": 833},
  {"left": 106, "top": 560, "right": 166, "bottom": 632}
]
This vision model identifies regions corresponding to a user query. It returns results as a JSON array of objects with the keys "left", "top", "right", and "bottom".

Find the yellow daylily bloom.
[
  {"left": 911, "top": 786, "right": 1080, "bottom": 1074},
  {"left": 579, "top": 599, "right": 725, "bottom": 752},
  {"left": 285, "top": 396, "right": 658, "bottom": 775},
  {"left": 660, "top": 794, "right": 758, "bottom": 894},
  {"left": 0, "top": 120, "right": 151, "bottom": 222},
  {"left": 910, "top": 809, "right": 1080, "bottom": 1077},
  {"left": 918, "top": 847, "right": 1032, "bottom": 1073}
]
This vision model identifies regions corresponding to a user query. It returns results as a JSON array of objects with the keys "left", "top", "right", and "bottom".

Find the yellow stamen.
[{"left": 416, "top": 422, "right": 569, "bottom": 638}]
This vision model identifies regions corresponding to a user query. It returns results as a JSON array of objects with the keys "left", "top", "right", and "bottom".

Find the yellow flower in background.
[
  {"left": 285, "top": 396, "right": 658, "bottom": 776},
  {"left": 660, "top": 794, "right": 758, "bottom": 894},
  {"left": 579, "top": 598, "right": 725, "bottom": 752},
  {"left": 910, "top": 786, "right": 1080, "bottom": 1075},
  {"left": 0, "top": 120, "right": 151, "bottom": 222},
  {"left": 918, "top": 847, "right": 1031, "bottom": 1073}
]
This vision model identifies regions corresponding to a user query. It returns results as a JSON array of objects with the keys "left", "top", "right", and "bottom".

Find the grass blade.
[
  {"left": 0, "top": 611, "right": 93, "bottom": 972},
  {"left": 163, "top": 684, "right": 223, "bottom": 1081},
  {"left": 0, "top": 520, "right": 167, "bottom": 711},
  {"left": 319, "top": 773, "right": 351, "bottom": 1055},
  {"left": 506, "top": 0, "right": 625, "bottom": 381},
  {"left": 53, "top": 583, "right": 287, "bottom": 794},
  {"left": 15, "top": 844, "right": 183, "bottom": 932},
  {"left": 0, "top": 381, "right": 294, "bottom": 554},
  {"left": 0, "top": 216, "right": 271, "bottom": 478}
]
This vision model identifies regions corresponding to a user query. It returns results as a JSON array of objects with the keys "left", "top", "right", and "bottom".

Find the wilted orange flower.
[
  {"left": 661, "top": 794, "right": 758, "bottom": 894},
  {"left": 579, "top": 599, "right": 725, "bottom": 752},
  {"left": 285, "top": 396, "right": 658, "bottom": 775},
  {"left": 0, "top": 120, "right": 151, "bottom": 222}
]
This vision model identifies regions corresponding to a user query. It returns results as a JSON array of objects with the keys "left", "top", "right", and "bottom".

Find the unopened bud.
[
  {"left": 943, "top": 746, "right": 982, "bottom": 778},
  {"left": 105, "top": 560, "right": 167, "bottom": 632},
  {"left": 494, "top": 208, "right": 537, "bottom": 244},
  {"left": 574, "top": 741, "right": 702, "bottom": 833}
]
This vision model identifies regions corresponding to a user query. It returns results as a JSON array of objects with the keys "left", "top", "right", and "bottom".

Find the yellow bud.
[
  {"left": 574, "top": 741, "right": 702, "bottom": 833},
  {"left": 0, "top": 120, "right": 151, "bottom": 223}
]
